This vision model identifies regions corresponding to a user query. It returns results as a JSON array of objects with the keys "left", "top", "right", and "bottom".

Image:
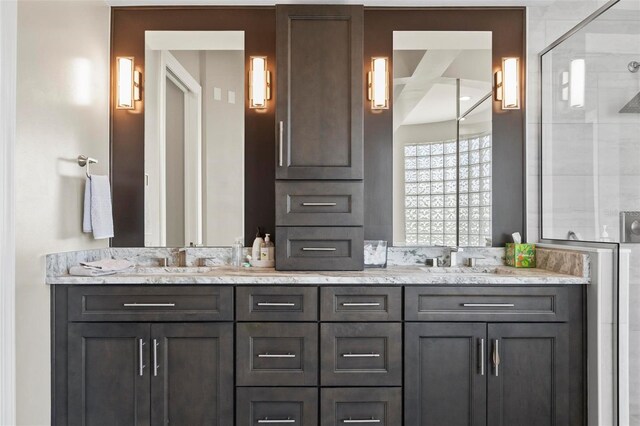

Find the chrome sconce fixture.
[
  {"left": 494, "top": 57, "right": 520, "bottom": 110},
  {"left": 116, "top": 56, "right": 141, "bottom": 110},
  {"left": 368, "top": 57, "right": 389, "bottom": 110},
  {"left": 249, "top": 56, "right": 271, "bottom": 109}
]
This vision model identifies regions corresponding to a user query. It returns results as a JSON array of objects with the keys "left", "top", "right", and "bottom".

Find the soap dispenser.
[
  {"left": 261, "top": 234, "right": 275, "bottom": 261},
  {"left": 251, "top": 227, "right": 264, "bottom": 263}
]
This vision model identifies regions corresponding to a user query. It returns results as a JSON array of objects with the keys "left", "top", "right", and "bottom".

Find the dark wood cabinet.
[
  {"left": 404, "top": 322, "right": 487, "bottom": 426},
  {"left": 150, "top": 323, "right": 234, "bottom": 426},
  {"left": 404, "top": 322, "right": 570, "bottom": 426},
  {"left": 487, "top": 323, "right": 569, "bottom": 426},
  {"left": 54, "top": 285, "right": 584, "bottom": 426},
  {"left": 274, "top": 5, "right": 365, "bottom": 271},
  {"left": 67, "top": 323, "right": 151, "bottom": 426},
  {"left": 275, "top": 5, "right": 363, "bottom": 180},
  {"left": 66, "top": 320, "right": 233, "bottom": 426}
]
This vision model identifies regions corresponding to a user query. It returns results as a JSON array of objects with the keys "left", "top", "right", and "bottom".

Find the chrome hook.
[
  {"left": 77, "top": 155, "right": 98, "bottom": 178},
  {"left": 628, "top": 61, "right": 639, "bottom": 73}
]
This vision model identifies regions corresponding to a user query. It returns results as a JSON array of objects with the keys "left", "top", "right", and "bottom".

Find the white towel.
[
  {"left": 80, "top": 258, "right": 133, "bottom": 272},
  {"left": 83, "top": 175, "right": 114, "bottom": 239},
  {"left": 69, "top": 266, "right": 117, "bottom": 277}
]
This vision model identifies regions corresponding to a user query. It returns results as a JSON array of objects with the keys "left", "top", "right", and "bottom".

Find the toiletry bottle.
[
  {"left": 251, "top": 227, "right": 264, "bottom": 263},
  {"left": 232, "top": 237, "right": 244, "bottom": 268},
  {"left": 261, "top": 234, "right": 275, "bottom": 261},
  {"left": 601, "top": 225, "right": 611, "bottom": 242}
]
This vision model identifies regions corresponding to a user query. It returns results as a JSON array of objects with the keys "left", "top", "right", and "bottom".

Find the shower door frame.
[{"left": 538, "top": 1, "right": 624, "bottom": 425}]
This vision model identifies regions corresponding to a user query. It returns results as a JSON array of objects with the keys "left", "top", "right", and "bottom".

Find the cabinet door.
[
  {"left": 487, "top": 323, "right": 569, "bottom": 426},
  {"left": 150, "top": 323, "right": 234, "bottom": 426},
  {"left": 404, "top": 323, "right": 487, "bottom": 426},
  {"left": 276, "top": 5, "right": 363, "bottom": 180},
  {"left": 68, "top": 323, "right": 151, "bottom": 426}
]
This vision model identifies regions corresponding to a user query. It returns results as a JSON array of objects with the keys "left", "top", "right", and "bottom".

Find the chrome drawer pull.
[
  {"left": 493, "top": 339, "right": 500, "bottom": 377},
  {"left": 462, "top": 303, "right": 515, "bottom": 308},
  {"left": 343, "top": 418, "right": 381, "bottom": 424},
  {"left": 257, "top": 302, "right": 296, "bottom": 307},
  {"left": 153, "top": 339, "right": 159, "bottom": 377},
  {"left": 258, "top": 418, "right": 295, "bottom": 424},
  {"left": 478, "top": 338, "right": 485, "bottom": 376},
  {"left": 301, "top": 202, "right": 337, "bottom": 206},
  {"left": 342, "top": 302, "right": 381, "bottom": 307},
  {"left": 342, "top": 353, "right": 380, "bottom": 358},
  {"left": 138, "top": 339, "right": 146, "bottom": 377},
  {"left": 258, "top": 353, "right": 296, "bottom": 358},
  {"left": 302, "top": 247, "right": 337, "bottom": 251},
  {"left": 123, "top": 303, "right": 176, "bottom": 307}
]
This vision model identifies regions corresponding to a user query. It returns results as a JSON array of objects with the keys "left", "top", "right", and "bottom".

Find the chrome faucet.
[{"left": 448, "top": 247, "right": 463, "bottom": 267}]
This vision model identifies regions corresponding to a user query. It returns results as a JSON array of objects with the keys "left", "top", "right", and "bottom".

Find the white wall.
[
  {"left": 0, "top": 2, "right": 17, "bottom": 425},
  {"left": 15, "top": 1, "right": 110, "bottom": 424}
]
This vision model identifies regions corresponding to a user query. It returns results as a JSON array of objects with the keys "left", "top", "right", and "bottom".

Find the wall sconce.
[
  {"left": 494, "top": 57, "right": 520, "bottom": 110},
  {"left": 368, "top": 57, "right": 389, "bottom": 110},
  {"left": 116, "top": 56, "right": 141, "bottom": 110},
  {"left": 570, "top": 59, "right": 585, "bottom": 108},
  {"left": 249, "top": 56, "right": 271, "bottom": 109}
]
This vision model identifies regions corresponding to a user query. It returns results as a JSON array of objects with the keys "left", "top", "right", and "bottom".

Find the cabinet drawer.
[
  {"left": 67, "top": 286, "right": 233, "bottom": 322},
  {"left": 405, "top": 286, "right": 568, "bottom": 322},
  {"left": 237, "top": 387, "right": 318, "bottom": 426},
  {"left": 321, "top": 287, "right": 401, "bottom": 321},
  {"left": 320, "top": 323, "right": 402, "bottom": 386},
  {"left": 236, "top": 286, "right": 318, "bottom": 321},
  {"left": 276, "top": 181, "right": 363, "bottom": 226},
  {"left": 320, "top": 388, "right": 402, "bottom": 426},
  {"left": 236, "top": 323, "right": 318, "bottom": 386},
  {"left": 276, "top": 226, "right": 364, "bottom": 271}
]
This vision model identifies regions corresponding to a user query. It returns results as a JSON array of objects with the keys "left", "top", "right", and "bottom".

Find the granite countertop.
[{"left": 46, "top": 265, "right": 589, "bottom": 285}]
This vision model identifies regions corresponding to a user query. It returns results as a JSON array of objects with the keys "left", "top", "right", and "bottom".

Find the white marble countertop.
[{"left": 46, "top": 265, "right": 589, "bottom": 285}]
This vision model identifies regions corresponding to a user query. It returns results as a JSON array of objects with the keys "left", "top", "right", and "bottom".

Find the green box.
[{"left": 505, "top": 243, "right": 536, "bottom": 268}]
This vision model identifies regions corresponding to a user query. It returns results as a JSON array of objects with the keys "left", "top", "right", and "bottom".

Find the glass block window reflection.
[{"left": 404, "top": 134, "right": 492, "bottom": 246}]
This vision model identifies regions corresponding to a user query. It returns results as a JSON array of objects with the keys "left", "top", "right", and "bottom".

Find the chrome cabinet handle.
[
  {"left": 342, "top": 419, "right": 381, "bottom": 424},
  {"left": 257, "top": 302, "right": 296, "bottom": 307},
  {"left": 278, "top": 121, "right": 284, "bottom": 167},
  {"left": 342, "top": 302, "right": 381, "bottom": 307},
  {"left": 462, "top": 303, "right": 515, "bottom": 308},
  {"left": 138, "top": 339, "right": 146, "bottom": 377},
  {"left": 493, "top": 339, "right": 500, "bottom": 376},
  {"left": 302, "top": 247, "right": 337, "bottom": 251},
  {"left": 301, "top": 202, "right": 337, "bottom": 206},
  {"left": 123, "top": 303, "right": 176, "bottom": 307},
  {"left": 153, "top": 339, "right": 159, "bottom": 377},
  {"left": 258, "top": 419, "right": 295, "bottom": 424},
  {"left": 478, "top": 338, "right": 485, "bottom": 376},
  {"left": 258, "top": 353, "right": 296, "bottom": 358},
  {"left": 342, "top": 353, "right": 380, "bottom": 358}
]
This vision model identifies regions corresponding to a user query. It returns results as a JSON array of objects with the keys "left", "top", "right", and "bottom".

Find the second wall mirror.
[{"left": 392, "top": 31, "right": 493, "bottom": 247}]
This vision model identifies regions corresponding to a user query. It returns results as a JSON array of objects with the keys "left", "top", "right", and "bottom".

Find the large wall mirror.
[
  {"left": 392, "top": 31, "right": 493, "bottom": 247},
  {"left": 144, "top": 31, "right": 245, "bottom": 247}
]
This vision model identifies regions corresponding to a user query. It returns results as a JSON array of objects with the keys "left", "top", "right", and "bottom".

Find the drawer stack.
[
  {"left": 274, "top": 5, "right": 364, "bottom": 271},
  {"left": 235, "top": 286, "right": 402, "bottom": 426}
]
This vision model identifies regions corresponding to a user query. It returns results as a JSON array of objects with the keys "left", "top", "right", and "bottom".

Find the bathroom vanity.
[{"left": 49, "top": 258, "right": 588, "bottom": 426}]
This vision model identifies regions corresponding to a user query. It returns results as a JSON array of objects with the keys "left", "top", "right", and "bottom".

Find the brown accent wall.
[
  {"left": 110, "top": 7, "right": 525, "bottom": 247},
  {"left": 111, "top": 7, "right": 276, "bottom": 247}
]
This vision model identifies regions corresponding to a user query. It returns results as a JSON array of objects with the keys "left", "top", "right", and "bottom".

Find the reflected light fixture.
[
  {"left": 368, "top": 57, "right": 389, "bottom": 110},
  {"left": 570, "top": 59, "right": 585, "bottom": 108},
  {"left": 494, "top": 57, "right": 520, "bottom": 110},
  {"left": 249, "top": 56, "right": 271, "bottom": 109},
  {"left": 116, "top": 56, "right": 141, "bottom": 110}
]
